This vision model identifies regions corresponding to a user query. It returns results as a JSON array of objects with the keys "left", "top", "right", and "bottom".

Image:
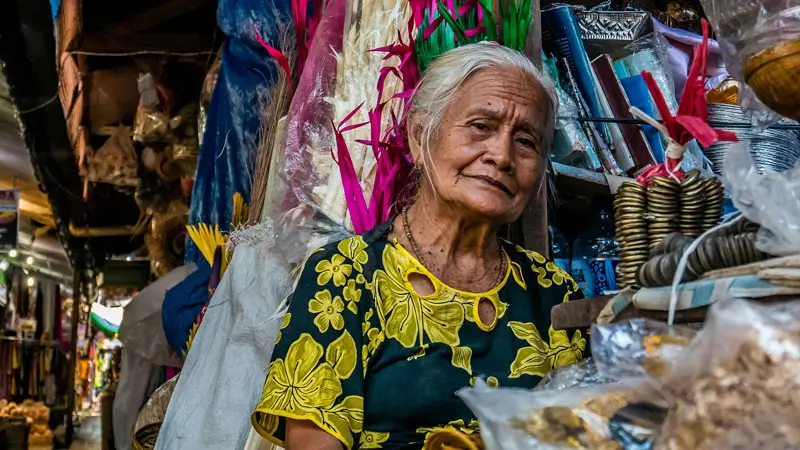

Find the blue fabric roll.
[
  {"left": 185, "top": 0, "right": 292, "bottom": 265},
  {"left": 162, "top": 259, "right": 211, "bottom": 355},
  {"left": 170, "top": 0, "right": 292, "bottom": 357}
]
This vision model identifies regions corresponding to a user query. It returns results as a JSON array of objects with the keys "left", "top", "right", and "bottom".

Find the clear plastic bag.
[
  {"left": 459, "top": 378, "right": 667, "bottom": 450},
  {"left": 259, "top": 0, "right": 351, "bottom": 266},
  {"left": 535, "top": 359, "right": 612, "bottom": 391},
  {"left": 654, "top": 298, "right": 800, "bottom": 449},
  {"left": 592, "top": 319, "right": 695, "bottom": 381},
  {"left": 698, "top": 0, "right": 794, "bottom": 126},
  {"left": 723, "top": 140, "right": 800, "bottom": 256}
]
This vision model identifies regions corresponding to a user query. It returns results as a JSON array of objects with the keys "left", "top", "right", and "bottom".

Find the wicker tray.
[{"left": 422, "top": 429, "right": 484, "bottom": 450}]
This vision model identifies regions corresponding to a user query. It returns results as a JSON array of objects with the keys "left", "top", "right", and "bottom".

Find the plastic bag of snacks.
[
  {"left": 592, "top": 319, "right": 696, "bottom": 381},
  {"left": 653, "top": 298, "right": 800, "bottom": 449},
  {"left": 459, "top": 298, "right": 800, "bottom": 449},
  {"left": 535, "top": 359, "right": 612, "bottom": 391},
  {"left": 459, "top": 378, "right": 668, "bottom": 449}
]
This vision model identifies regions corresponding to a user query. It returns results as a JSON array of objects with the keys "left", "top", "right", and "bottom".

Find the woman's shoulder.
[
  {"left": 301, "top": 222, "right": 393, "bottom": 274},
  {"left": 501, "top": 240, "right": 581, "bottom": 298}
]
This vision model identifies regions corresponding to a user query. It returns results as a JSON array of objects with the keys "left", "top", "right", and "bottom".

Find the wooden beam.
[
  {"left": 101, "top": 0, "right": 208, "bottom": 35},
  {"left": 68, "top": 33, "right": 214, "bottom": 56}
]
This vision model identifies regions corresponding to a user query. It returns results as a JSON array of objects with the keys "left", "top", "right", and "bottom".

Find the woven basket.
[
  {"left": 744, "top": 39, "right": 800, "bottom": 120},
  {"left": 132, "top": 423, "right": 161, "bottom": 450},
  {"left": 421, "top": 429, "right": 485, "bottom": 450}
]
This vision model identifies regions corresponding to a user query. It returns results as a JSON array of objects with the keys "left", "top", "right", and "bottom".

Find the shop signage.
[{"left": 0, "top": 190, "right": 19, "bottom": 251}]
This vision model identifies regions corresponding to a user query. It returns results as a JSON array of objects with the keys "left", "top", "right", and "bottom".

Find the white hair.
[{"left": 408, "top": 43, "right": 559, "bottom": 179}]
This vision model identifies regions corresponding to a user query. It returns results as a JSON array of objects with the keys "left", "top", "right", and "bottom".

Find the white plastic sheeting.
[
  {"left": 115, "top": 264, "right": 195, "bottom": 450},
  {"left": 156, "top": 223, "right": 292, "bottom": 450}
]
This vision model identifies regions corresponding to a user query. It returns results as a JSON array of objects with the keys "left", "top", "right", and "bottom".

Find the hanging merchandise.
[
  {"left": 157, "top": 223, "right": 292, "bottom": 450},
  {"left": 86, "top": 126, "right": 139, "bottom": 188},
  {"left": 145, "top": 201, "right": 189, "bottom": 277},
  {"left": 699, "top": 0, "right": 800, "bottom": 124},
  {"left": 90, "top": 303, "right": 123, "bottom": 336},
  {"left": 185, "top": 0, "right": 293, "bottom": 265}
]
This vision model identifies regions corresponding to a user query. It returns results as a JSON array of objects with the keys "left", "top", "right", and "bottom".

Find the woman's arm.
[{"left": 285, "top": 419, "right": 343, "bottom": 450}]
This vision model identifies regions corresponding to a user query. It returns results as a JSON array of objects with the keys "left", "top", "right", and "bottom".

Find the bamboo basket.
[
  {"left": 743, "top": 38, "right": 800, "bottom": 120},
  {"left": 422, "top": 429, "right": 485, "bottom": 450}
]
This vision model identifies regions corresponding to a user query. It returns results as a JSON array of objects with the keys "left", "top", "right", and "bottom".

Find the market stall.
[
  {"left": 146, "top": 0, "right": 800, "bottom": 444},
  {"left": 5, "top": 0, "right": 800, "bottom": 447}
]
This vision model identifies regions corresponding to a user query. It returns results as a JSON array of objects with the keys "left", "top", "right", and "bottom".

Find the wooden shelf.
[
  {"left": 551, "top": 295, "right": 708, "bottom": 329},
  {"left": 552, "top": 162, "right": 636, "bottom": 197}
]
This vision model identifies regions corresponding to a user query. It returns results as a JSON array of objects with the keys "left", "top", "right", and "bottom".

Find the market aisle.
[{"left": 69, "top": 417, "right": 102, "bottom": 450}]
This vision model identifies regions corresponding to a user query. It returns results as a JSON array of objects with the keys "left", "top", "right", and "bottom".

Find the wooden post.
[
  {"left": 511, "top": 0, "right": 549, "bottom": 255},
  {"left": 65, "top": 270, "right": 82, "bottom": 448}
]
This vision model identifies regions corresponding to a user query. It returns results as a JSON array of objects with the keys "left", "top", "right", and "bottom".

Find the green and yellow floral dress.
[{"left": 252, "top": 221, "right": 585, "bottom": 449}]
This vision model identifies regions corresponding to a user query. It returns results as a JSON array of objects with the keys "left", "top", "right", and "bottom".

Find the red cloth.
[{"left": 636, "top": 19, "right": 738, "bottom": 185}]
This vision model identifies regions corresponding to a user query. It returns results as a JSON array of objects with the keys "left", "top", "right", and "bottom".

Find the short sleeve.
[
  {"left": 252, "top": 238, "right": 370, "bottom": 449},
  {"left": 511, "top": 244, "right": 588, "bottom": 369}
]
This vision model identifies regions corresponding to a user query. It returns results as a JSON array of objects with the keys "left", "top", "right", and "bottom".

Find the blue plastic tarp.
[{"left": 185, "top": 0, "right": 292, "bottom": 265}]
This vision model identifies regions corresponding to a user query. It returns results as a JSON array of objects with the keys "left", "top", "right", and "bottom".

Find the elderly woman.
[{"left": 252, "top": 43, "right": 585, "bottom": 449}]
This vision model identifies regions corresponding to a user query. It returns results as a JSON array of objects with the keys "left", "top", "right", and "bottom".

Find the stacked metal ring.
[
  {"left": 646, "top": 176, "right": 680, "bottom": 249},
  {"left": 702, "top": 177, "right": 724, "bottom": 232},
  {"left": 614, "top": 181, "right": 648, "bottom": 289},
  {"left": 679, "top": 170, "right": 704, "bottom": 237}
]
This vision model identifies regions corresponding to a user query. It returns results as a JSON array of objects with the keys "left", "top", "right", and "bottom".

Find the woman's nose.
[{"left": 482, "top": 133, "right": 514, "bottom": 172}]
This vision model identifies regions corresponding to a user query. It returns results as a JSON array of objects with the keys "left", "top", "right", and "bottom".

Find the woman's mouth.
[{"left": 470, "top": 175, "right": 513, "bottom": 196}]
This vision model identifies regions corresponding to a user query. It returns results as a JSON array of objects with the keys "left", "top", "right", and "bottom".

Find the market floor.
[{"left": 69, "top": 417, "right": 102, "bottom": 450}]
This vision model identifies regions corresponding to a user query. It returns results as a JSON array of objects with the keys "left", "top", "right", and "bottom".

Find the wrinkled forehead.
[{"left": 449, "top": 66, "right": 551, "bottom": 122}]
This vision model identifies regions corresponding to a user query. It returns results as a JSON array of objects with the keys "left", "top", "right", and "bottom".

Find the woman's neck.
[{"left": 404, "top": 192, "right": 500, "bottom": 263}]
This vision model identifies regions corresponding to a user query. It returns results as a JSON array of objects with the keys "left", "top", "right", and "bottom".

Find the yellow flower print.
[
  {"left": 407, "top": 344, "right": 429, "bottom": 361},
  {"left": 507, "top": 321, "right": 551, "bottom": 378},
  {"left": 361, "top": 344, "right": 369, "bottom": 377},
  {"left": 515, "top": 245, "right": 547, "bottom": 264},
  {"left": 255, "top": 334, "right": 343, "bottom": 425},
  {"left": 508, "top": 322, "right": 585, "bottom": 378},
  {"left": 546, "top": 261, "right": 565, "bottom": 285},
  {"left": 548, "top": 327, "right": 586, "bottom": 368},
  {"left": 316, "top": 254, "right": 353, "bottom": 287},
  {"left": 417, "top": 419, "right": 480, "bottom": 435},
  {"left": 309, "top": 290, "right": 345, "bottom": 333},
  {"left": 356, "top": 273, "right": 367, "bottom": 285},
  {"left": 510, "top": 261, "right": 527, "bottom": 290},
  {"left": 469, "top": 376, "right": 499, "bottom": 388},
  {"left": 338, "top": 236, "right": 369, "bottom": 273},
  {"left": 451, "top": 346, "right": 473, "bottom": 375},
  {"left": 362, "top": 309, "right": 374, "bottom": 335},
  {"left": 372, "top": 245, "right": 465, "bottom": 348},
  {"left": 534, "top": 266, "right": 553, "bottom": 288},
  {"left": 343, "top": 279, "right": 362, "bottom": 315},
  {"left": 254, "top": 333, "right": 364, "bottom": 448},
  {"left": 275, "top": 313, "right": 291, "bottom": 345},
  {"left": 367, "top": 328, "right": 384, "bottom": 354},
  {"left": 360, "top": 430, "right": 390, "bottom": 448}
]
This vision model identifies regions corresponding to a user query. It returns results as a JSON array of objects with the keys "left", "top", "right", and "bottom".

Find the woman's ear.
[{"left": 406, "top": 114, "right": 423, "bottom": 164}]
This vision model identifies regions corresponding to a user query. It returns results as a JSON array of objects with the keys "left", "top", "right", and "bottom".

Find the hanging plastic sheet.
[
  {"left": 156, "top": 223, "right": 292, "bottom": 450},
  {"left": 185, "top": 0, "right": 293, "bottom": 265}
]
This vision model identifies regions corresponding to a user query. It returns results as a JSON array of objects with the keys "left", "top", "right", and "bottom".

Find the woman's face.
[{"left": 410, "top": 67, "right": 551, "bottom": 225}]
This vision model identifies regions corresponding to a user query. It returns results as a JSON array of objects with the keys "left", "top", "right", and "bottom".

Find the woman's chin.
[{"left": 458, "top": 195, "right": 521, "bottom": 223}]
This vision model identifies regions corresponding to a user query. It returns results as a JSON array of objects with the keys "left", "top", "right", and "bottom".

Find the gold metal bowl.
[{"left": 744, "top": 39, "right": 800, "bottom": 120}]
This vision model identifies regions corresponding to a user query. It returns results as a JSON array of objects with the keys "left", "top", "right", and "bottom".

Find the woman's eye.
[
  {"left": 471, "top": 123, "right": 489, "bottom": 131},
  {"left": 517, "top": 137, "right": 537, "bottom": 149}
]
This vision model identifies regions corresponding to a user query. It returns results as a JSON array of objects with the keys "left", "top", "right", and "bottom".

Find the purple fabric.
[{"left": 653, "top": 19, "right": 727, "bottom": 98}]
